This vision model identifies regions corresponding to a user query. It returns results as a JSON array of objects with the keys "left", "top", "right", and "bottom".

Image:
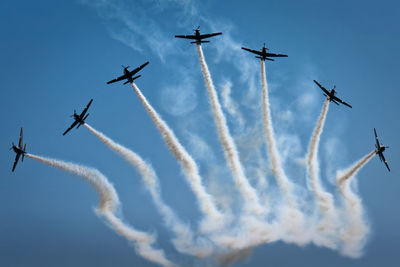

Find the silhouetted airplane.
[
  {"left": 241, "top": 43, "right": 288, "bottom": 61},
  {"left": 10, "top": 127, "right": 26, "bottom": 172},
  {"left": 63, "top": 99, "right": 93, "bottom": 136},
  {"left": 175, "top": 26, "right": 222, "bottom": 44},
  {"left": 374, "top": 128, "right": 390, "bottom": 172},
  {"left": 313, "top": 80, "right": 352, "bottom": 108},
  {"left": 107, "top": 62, "right": 149, "bottom": 85}
]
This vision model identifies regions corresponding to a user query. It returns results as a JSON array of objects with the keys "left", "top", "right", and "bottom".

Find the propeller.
[{"left": 193, "top": 26, "right": 200, "bottom": 32}]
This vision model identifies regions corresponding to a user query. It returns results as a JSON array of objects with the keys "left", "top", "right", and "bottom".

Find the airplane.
[
  {"left": 10, "top": 127, "right": 27, "bottom": 172},
  {"left": 374, "top": 128, "right": 390, "bottom": 172},
  {"left": 313, "top": 80, "right": 352, "bottom": 108},
  {"left": 241, "top": 43, "right": 288, "bottom": 61},
  {"left": 63, "top": 99, "right": 93, "bottom": 136},
  {"left": 107, "top": 61, "right": 149, "bottom": 85},
  {"left": 175, "top": 26, "right": 222, "bottom": 44}
]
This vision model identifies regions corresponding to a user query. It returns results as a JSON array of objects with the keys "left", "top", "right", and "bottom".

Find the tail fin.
[{"left": 22, "top": 144, "right": 26, "bottom": 161}]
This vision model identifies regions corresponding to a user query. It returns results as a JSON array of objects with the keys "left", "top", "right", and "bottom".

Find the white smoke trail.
[
  {"left": 260, "top": 60, "right": 307, "bottom": 244},
  {"left": 196, "top": 43, "right": 265, "bottom": 217},
  {"left": 130, "top": 82, "right": 225, "bottom": 232},
  {"left": 84, "top": 123, "right": 212, "bottom": 257},
  {"left": 25, "top": 153, "right": 175, "bottom": 267},
  {"left": 336, "top": 150, "right": 375, "bottom": 258},
  {"left": 306, "top": 98, "right": 339, "bottom": 248}
]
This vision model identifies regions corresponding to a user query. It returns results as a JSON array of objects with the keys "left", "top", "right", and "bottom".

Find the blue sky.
[{"left": 0, "top": 0, "right": 399, "bottom": 266}]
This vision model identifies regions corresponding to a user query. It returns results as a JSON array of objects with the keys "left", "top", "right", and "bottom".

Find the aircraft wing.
[
  {"left": 175, "top": 34, "right": 197, "bottom": 40},
  {"left": 107, "top": 74, "right": 128, "bottom": 84},
  {"left": 331, "top": 95, "right": 352, "bottom": 108},
  {"left": 374, "top": 128, "right": 380, "bottom": 148},
  {"left": 198, "top": 32, "right": 222, "bottom": 39},
  {"left": 79, "top": 99, "right": 93, "bottom": 119},
  {"left": 266, "top": 52, "right": 288, "bottom": 57},
  {"left": 313, "top": 80, "right": 330, "bottom": 95},
  {"left": 241, "top": 47, "right": 263, "bottom": 56},
  {"left": 380, "top": 153, "right": 390, "bottom": 171},
  {"left": 63, "top": 120, "right": 78, "bottom": 136},
  {"left": 12, "top": 153, "right": 21, "bottom": 172},
  {"left": 129, "top": 61, "right": 149, "bottom": 76},
  {"left": 18, "top": 127, "right": 23, "bottom": 148}
]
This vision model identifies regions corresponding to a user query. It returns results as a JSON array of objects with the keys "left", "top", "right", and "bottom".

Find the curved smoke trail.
[
  {"left": 306, "top": 98, "right": 339, "bottom": 248},
  {"left": 336, "top": 150, "right": 375, "bottom": 258},
  {"left": 25, "top": 153, "right": 175, "bottom": 267},
  {"left": 260, "top": 60, "right": 306, "bottom": 244},
  {"left": 130, "top": 82, "right": 224, "bottom": 232},
  {"left": 84, "top": 123, "right": 212, "bottom": 257},
  {"left": 196, "top": 44, "right": 265, "bottom": 217}
]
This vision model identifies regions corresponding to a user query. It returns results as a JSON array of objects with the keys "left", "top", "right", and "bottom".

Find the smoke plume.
[
  {"left": 197, "top": 43, "right": 265, "bottom": 217},
  {"left": 306, "top": 98, "right": 339, "bottom": 248},
  {"left": 336, "top": 150, "right": 375, "bottom": 258},
  {"left": 260, "top": 60, "right": 306, "bottom": 243},
  {"left": 130, "top": 82, "right": 225, "bottom": 232},
  {"left": 25, "top": 153, "right": 175, "bottom": 267},
  {"left": 84, "top": 123, "right": 212, "bottom": 257}
]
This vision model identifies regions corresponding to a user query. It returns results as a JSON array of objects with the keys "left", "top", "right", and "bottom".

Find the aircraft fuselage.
[
  {"left": 261, "top": 47, "right": 267, "bottom": 54},
  {"left": 325, "top": 89, "right": 336, "bottom": 101},
  {"left": 12, "top": 145, "right": 24, "bottom": 154},
  {"left": 73, "top": 113, "right": 80, "bottom": 121},
  {"left": 376, "top": 146, "right": 386, "bottom": 154}
]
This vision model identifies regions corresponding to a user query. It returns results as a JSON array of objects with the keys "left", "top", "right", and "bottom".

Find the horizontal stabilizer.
[
  {"left": 191, "top": 40, "right": 210, "bottom": 44},
  {"left": 123, "top": 80, "right": 131, "bottom": 85},
  {"left": 22, "top": 144, "right": 26, "bottom": 161},
  {"left": 132, "top": 75, "right": 141, "bottom": 81},
  {"left": 83, "top": 113, "right": 89, "bottom": 121}
]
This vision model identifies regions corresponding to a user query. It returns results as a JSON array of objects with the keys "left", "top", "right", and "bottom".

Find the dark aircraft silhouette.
[
  {"left": 313, "top": 80, "right": 352, "bottom": 108},
  {"left": 10, "top": 127, "right": 26, "bottom": 172},
  {"left": 175, "top": 26, "right": 222, "bottom": 44},
  {"left": 107, "top": 62, "right": 149, "bottom": 85},
  {"left": 63, "top": 99, "right": 93, "bottom": 136},
  {"left": 241, "top": 43, "right": 288, "bottom": 61},
  {"left": 374, "top": 128, "right": 390, "bottom": 171}
]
